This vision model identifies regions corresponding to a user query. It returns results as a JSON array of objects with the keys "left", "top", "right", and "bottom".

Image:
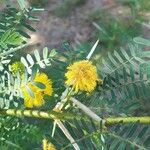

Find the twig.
[
  {"left": 0, "top": 44, "right": 28, "bottom": 57},
  {"left": 70, "top": 97, "right": 103, "bottom": 122},
  {"left": 52, "top": 88, "right": 80, "bottom": 150},
  {"left": 56, "top": 120, "right": 80, "bottom": 150}
]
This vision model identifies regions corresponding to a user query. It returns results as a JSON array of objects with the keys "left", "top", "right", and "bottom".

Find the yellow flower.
[
  {"left": 22, "top": 73, "right": 53, "bottom": 108},
  {"left": 42, "top": 139, "right": 56, "bottom": 150},
  {"left": 23, "top": 90, "right": 44, "bottom": 108},
  {"left": 65, "top": 60, "right": 100, "bottom": 93},
  {"left": 10, "top": 61, "right": 25, "bottom": 75}
]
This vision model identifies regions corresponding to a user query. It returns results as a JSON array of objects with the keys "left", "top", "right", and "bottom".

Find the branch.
[
  {"left": 106, "top": 116, "right": 150, "bottom": 125},
  {"left": 0, "top": 109, "right": 56, "bottom": 119},
  {"left": 0, "top": 109, "right": 82, "bottom": 120},
  {"left": 0, "top": 109, "right": 150, "bottom": 125}
]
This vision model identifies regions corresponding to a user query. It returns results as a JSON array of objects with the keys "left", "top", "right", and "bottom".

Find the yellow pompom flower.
[
  {"left": 22, "top": 73, "right": 53, "bottom": 108},
  {"left": 10, "top": 61, "right": 25, "bottom": 75},
  {"left": 65, "top": 60, "right": 100, "bottom": 93},
  {"left": 23, "top": 90, "right": 44, "bottom": 108},
  {"left": 42, "top": 139, "right": 56, "bottom": 150}
]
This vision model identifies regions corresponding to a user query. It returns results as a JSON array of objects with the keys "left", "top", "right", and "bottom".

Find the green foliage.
[
  {"left": 120, "top": 0, "right": 150, "bottom": 13},
  {"left": 21, "top": 47, "right": 57, "bottom": 73},
  {"left": 0, "top": 30, "right": 24, "bottom": 49},
  {"left": 107, "top": 123, "right": 150, "bottom": 149},
  {"left": 95, "top": 43, "right": 150, "bottom": 115},
  {"left": 49, "top": 118, "right": 105, "bottom": 149},
  {"left": 84, "top": 0, "right": 150, "bottom": 56},
  {"left": 0, "top": 2, "right": 49, "bottom": 108},
  {"left": 134, "top": 37, "right": 150, "bottom": 46},
  {"left": 88, "top": 11, "right": 141, "bottom": 55},
  {"left": 0, "top": 1, "right": 42, "bottom": 52},
  {"left": 46, "top": 38, "right": 150, "bottom": 149},
  {"left": 0, "top": 1, "right": 150, "bottom": 150},
  {"left": 0, "top": 116, "right": 42, "bottom": 149}
]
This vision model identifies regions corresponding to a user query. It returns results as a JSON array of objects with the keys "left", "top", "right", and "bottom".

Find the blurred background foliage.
[
  {"left": 1, "top": 0, "right": 149, "bottom": 54},
  {"left": 28, "top": 0, "right": 150, "bottom": 52}
]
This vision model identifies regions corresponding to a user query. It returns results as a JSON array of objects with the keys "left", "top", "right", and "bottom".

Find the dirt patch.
[{"left": 30, "top": 0, "right": 106, "bottom": 49}]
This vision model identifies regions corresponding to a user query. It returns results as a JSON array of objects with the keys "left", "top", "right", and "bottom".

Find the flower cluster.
[
  {"left": 42, "top": 139, "right": 56, "bottom": 150},
  {"left": 22, "top": 73, "right": 53, "bottom": 108},
  {"left": 10, "top": 61, "right": 25, "bottom": 75},
  {"left": 15, "top": 59, "right": 100, "bottom": 108},
  {"left": 65, "top": 60, "right": 100, "bottom": 92}
]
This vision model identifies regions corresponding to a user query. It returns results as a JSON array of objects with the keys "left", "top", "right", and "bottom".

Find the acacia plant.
[{"left": 0, "top": 1, "right": 150, "bottom": 150}]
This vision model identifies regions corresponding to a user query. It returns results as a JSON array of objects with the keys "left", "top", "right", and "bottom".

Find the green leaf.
[
  {"left": 34, "top": 50, "right": 41, "bottom": 62},
  {"left": 32, "top": 82, "right": 46, "bottom": 89},
  {"left": 43, "top": 47, "right": 48, "bottom": 59},
  {"left": 0, "top": 30, "right": 24, "bottom": 47},
  {"left": 22, "top": 68, "right": 28, "bottom": 85},
  {"left": 30, "top": 65, "right": 38, "bottom": 81},
  {"left": 108, "top": 52, "right": 118, "bottom": 68},
  {"left": 26, "top": 54, "right": 34, "bottom": 66},
  {"left": 120, "top": 48, "right": 130, "bottom": 60},
  {"left": 114, "top": 50, "right": 124, "bottom": 63},
  {"left": 17, "top": 30, "right": 31, "bottom": 39},
  {"left": 49, "top": 49, "right": 57, "bottom": 57},
  {"left": 17, "top": 0, "right": 26, "bottom": 10},
  {"left": 23, "top": 23, "right": 36, "bottom": 32},
  {"left": 31, "top": 8, "right": 44, "bottom": 12},
  {"left": 21, "top": 57, "right": 29, "bottom": 67},
  {"left": 133, "top": 37, "right": 150, "bottom": 46},
  {"left": 26, "top": 86, "right": 34, "bottom": 98}
]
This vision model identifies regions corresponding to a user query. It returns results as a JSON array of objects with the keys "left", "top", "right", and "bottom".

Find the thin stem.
[
  {"left": 56, "top": 120, "right": 80, "bottom": 150},
  {"left": 70, "top": 97, "right": 103, "bottom": 122},
  {"left": 0, "top": 44, "right": 28, "bottom": 57},
  {"left": 62, "top": 129, "right": 146, "bottom": 150}
]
